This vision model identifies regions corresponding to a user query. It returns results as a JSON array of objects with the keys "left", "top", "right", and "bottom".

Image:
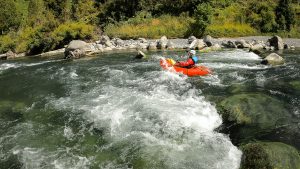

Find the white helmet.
[{"left": 189, "top": 50, "right": 196, "bottom": 55}]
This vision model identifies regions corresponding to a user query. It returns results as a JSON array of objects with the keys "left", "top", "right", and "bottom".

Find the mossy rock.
[
  {"left": 240, "top": 142, "right": 300, "bottom": 169},
  {"left": 0, "top": 100, "right": 26, "bottom": 121},
  {"left": 219, "top": 93, "right": 289, "bottom": 128},
  {"left": 217, "top": 93, "right": 292, "bottom": 143},
  {"left": 289, "top": 81, "right": 300, "bottom": 91}
]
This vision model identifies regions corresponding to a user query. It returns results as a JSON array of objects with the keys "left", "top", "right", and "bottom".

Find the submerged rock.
[
  {"left": 261, "top": 53, "right": 284, "bottom": 65},
  {"left": 218, "top": 93, "right": 291, "bottom": 142},
  {"left": 240, "top": 142, "right": 300, "bottom": 169},
  {"left": 135, "top": 50, "right": 146, "bottom": 59}
]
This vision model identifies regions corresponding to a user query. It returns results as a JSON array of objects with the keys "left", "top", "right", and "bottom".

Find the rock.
[
  {"left": 157, "top": 36, "right": 168, "bottom": 49},
  {"left": 40, "top": 48, "right": 65, "bottom": 58},
  {"left": 210, "top": 44, "right": 222, "bottom": 50},
  {"left": 0, "top": 53, "right": 7, "bottom": 60},
  {"left": 137, "top": 43, "right": 148, "bottom": 50},
  {"left": 6, "top": 50, "right": 16, "bottom": 59},
  {"left": 268, "top": 35, "right": 284, "bottom": 50},
  {"left": 223, "top": 41, "right": 237, "bottom": 48},
  {"left": 189, "top": 39, "right": 206, "bottom": 50},
  {"left": 235, "top": 39, "right": 251, "bottom": 48},
  {"left": 188, "top": 36, "right": 197, "bottom": 44},
  {"left": 249, "top": 44, "right": 265, "bottom": 55},
  {"left": 66, "top": 40, "right": 88, "bottom": 51},
  {"left": 203, "top": 35, "right": 213, "bottom": 47},
  {"left": 138, "top": 38, "right": 148, "bottom": 43},
  {"left": 261, "top": 53, "right": 284, "bottom": 65},
  {"left": 284, "top": 44, "right": 290, "bottom": 49},
  {"left": 112, "top": 38, "right": 125, "bottom": 47},
  {"left": 240, "top": 142, "right": 300, "bottom": 169},
  {"left": 135, "top": 50, "right": 146, "bottom": 59},
  {"left": 99, "top": 35, "right": 110, "bottom": 44},
  {"left": 64, "top": 40, "right": 88, "bottom": 59},
  {"left": 166, "top": 40, "right": 175, "bottom": 49},
  {"left": 218, "top": 93, "right": 291, "bottom": 142},
  {"left": 147, "top": 42, "right": 157, "bottom": 50}
]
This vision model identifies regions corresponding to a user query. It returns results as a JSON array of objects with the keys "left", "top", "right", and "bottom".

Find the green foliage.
[
  {"left": 51, "top": 22, "right": 96, "bottom": 48},
  {"left": 206, "top": 23, "right": 257, "bottom": 37},
  {"left": 73, "top": 0, "right": 99, "bottom": 24},
  {"left": 276, "top": 0, "right": 296, "bottom": 31},
  {"left": 246, "top": 1, "right": 278, "bottom": 33},
  {"left": 0, "top": 34, "right": 16, "bottom": 53},
  {"left": 0, "top": 0, "right": 22, "bottom": 34},
  {"left": 104, "top": 15, "right": 193, "bottom": 39},
  {"left": 212, "top": 3, "right": 246, "bottom": 24},
  {"left": 189, "top": 2, "right": 213, "bottom": 37}
]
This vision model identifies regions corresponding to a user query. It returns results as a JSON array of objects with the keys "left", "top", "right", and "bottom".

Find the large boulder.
[
  {"left": 240, "top": 142, "right": 300, "bottom": 169},
  {"left": 261, "top": 53, "right": 284, "bottom": 65},
  {"left": 64, "top": 40, "right": 88, "bottom": 59},
  {"left": 203, "top": 35, "right": 213, "bottom": 47},
  {"left": 157, "top": 36, "right": 168, "bottom": 49},
  {"left": 268, "top": 35, "right": 284, "bottom": 50},
  {"left": 218, "top": 93, "right": 291, "bottom": 142}
]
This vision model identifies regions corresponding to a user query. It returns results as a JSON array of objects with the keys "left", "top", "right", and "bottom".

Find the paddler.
[{"left": 174, "top": 50, "right": 198, "bottom": 68}]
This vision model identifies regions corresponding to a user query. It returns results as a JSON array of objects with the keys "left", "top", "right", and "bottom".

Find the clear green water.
[{"left": 0, "top": 49, "right": 299, "bottom": 169}]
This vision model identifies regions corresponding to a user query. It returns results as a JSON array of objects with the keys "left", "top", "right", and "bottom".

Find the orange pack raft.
[{"left": 160, "top": 58, "right": 212, "bottom": 77}]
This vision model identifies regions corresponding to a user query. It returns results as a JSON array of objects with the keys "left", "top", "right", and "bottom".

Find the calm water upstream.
[{"left": 0, "top": 49, "right": 299, "bottom": 169}]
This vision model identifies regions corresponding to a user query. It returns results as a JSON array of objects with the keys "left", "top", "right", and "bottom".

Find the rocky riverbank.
[{"left": 1, "top": 35, "right": 299, "bottom": 62}]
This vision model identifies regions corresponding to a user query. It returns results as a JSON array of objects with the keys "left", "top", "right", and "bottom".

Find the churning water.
[{"left": 0, "top": 49, "right": 299, "bottom": 168}]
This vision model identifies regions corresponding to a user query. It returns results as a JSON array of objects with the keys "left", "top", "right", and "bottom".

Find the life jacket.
[{"left": 191, "top": 56, "right": 198, "bottom": 64}]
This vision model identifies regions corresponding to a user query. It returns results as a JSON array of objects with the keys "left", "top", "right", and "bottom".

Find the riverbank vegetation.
[{"left": 0, "top": 0, "right": 299, "bottom": 54}]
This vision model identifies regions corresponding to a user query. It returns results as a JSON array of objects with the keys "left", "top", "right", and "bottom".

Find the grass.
[{"left": 104, "top": 15, "right": 193, "bottom": 39}]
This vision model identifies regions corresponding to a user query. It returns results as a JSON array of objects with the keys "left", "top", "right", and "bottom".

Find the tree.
[
  {"left": 0, "top": 0, "right": 22, "bottom": 34},
  {"left": 190, "top": 2, "right": 213, "bottom": 37},
  {"left": 246, "top": 1, "right": 278, "bottom": 33},
  {"left": 276, "top": 0, "right": 295, "bottom": 31}
]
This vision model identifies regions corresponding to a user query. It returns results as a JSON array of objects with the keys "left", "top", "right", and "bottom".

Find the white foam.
[
  {"left": 203, "top": 62, "right": 268, "bottom": 70},
  {"left": 50, "top": 65, "right": 242, "bottom": 169}
]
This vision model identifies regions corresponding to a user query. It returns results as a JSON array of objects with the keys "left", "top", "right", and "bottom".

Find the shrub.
[
  {"left": 51, "top": 22, "right": 96, "bottom": 49},
  {"left": 0, "top": 34, "right": 16, "bottom": 53}
]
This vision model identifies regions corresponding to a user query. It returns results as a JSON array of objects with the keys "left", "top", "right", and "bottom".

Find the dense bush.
[
  {"left": 0, "top": 34, "right": 16, "bottom": 53},
  {"left": 51, "top": 22, "right": 96, "bottom": 48}
]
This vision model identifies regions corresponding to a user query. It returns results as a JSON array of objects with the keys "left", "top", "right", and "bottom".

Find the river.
[{"left": 0, "top": 49, "right": 299, "bottom": 168}]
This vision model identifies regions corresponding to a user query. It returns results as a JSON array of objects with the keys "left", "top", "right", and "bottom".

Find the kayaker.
[{"left": 175, "top": 50, "right": 198, "bottom": 68}]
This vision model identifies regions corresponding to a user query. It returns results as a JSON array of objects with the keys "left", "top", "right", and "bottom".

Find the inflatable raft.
[{"left": 160, "top": 58, "right": 212, "bottom": 76}]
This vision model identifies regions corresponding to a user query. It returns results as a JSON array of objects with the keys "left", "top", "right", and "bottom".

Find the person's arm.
[{"left": 175, "top": 58, "right": 194, "bottom": 67}]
